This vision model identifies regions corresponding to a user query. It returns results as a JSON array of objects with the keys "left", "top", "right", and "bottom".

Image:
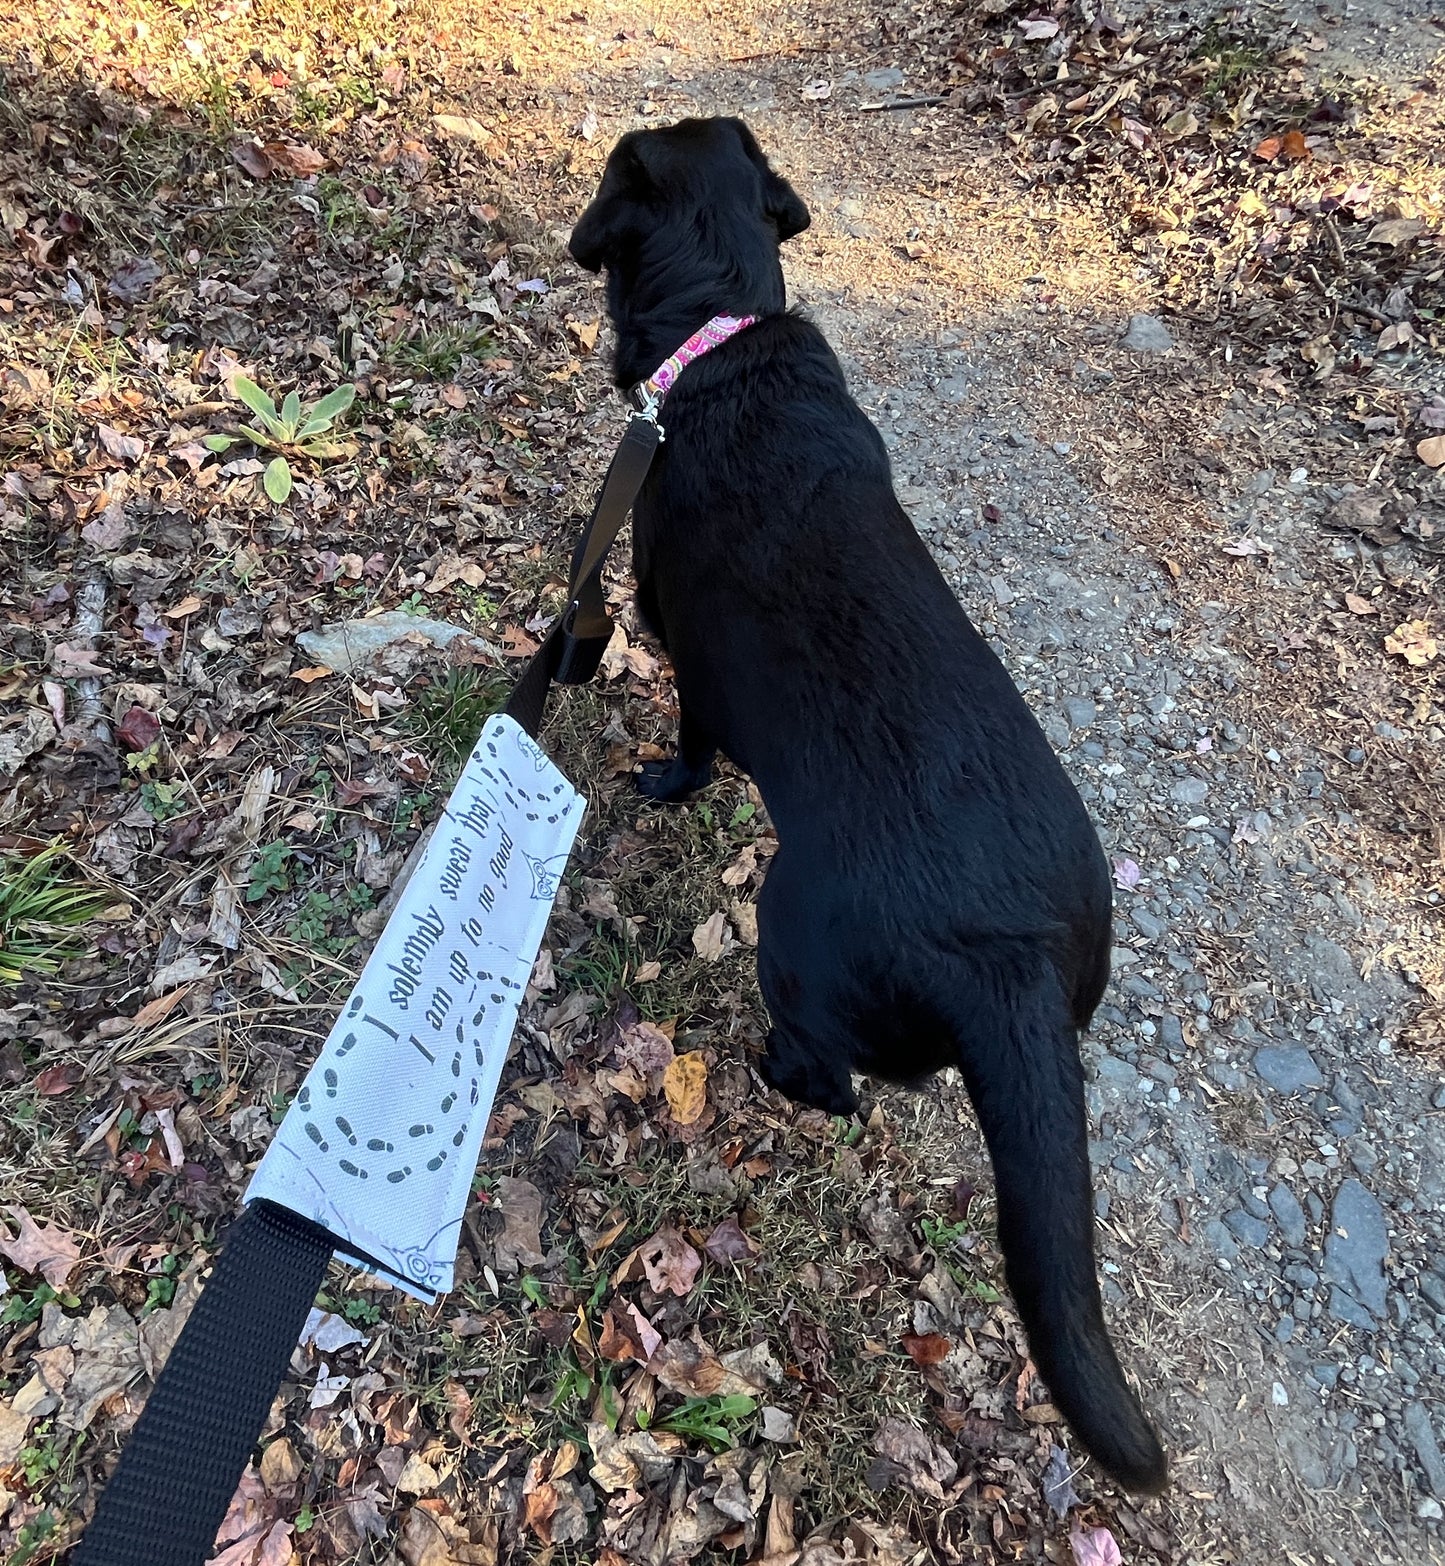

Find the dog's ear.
[
  {"left": 569, "top": 137, "right": 652, "bottom": 273},
  {"left": 729, "top": 119, "right": 811, "bottom": 242}
]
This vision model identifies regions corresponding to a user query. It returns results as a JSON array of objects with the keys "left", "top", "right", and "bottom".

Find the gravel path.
[{"left": 827, "top": 300, "right": 1444, "bottom": 1562}]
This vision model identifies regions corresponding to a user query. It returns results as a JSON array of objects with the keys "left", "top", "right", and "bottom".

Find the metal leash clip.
[{"left": 626, "top": 381, "right": 666, "bottom": 439}]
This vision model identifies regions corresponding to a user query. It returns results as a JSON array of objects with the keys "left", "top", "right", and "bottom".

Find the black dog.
[{"left": 570, "top": 117, "right": 1167, "bottom": 1494}]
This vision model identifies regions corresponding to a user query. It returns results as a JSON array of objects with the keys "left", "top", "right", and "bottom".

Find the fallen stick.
[{"left": 860, "top": 95, "right": 946, "bottom": 112}]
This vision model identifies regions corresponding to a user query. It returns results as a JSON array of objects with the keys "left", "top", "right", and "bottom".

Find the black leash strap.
[
  {"left": 72, "top": 413, "right": 661, "bottom": 1565},
  {"left": 73, "top": 1204, "right": 332, "bottom": 1566},
  {"left": 505, "top": 410, "right": 661, "bottom": 737}
]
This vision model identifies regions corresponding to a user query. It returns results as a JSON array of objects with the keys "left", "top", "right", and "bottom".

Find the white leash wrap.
[{"left": 246, "top": 714, "right": 584, "bottom": 1299}]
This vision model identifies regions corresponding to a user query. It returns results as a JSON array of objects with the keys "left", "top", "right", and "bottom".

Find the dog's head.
[{"left": 569, "top": 117, "right": 810, "bottom": 278}]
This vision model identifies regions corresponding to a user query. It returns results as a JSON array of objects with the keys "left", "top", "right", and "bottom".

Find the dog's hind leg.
[{"left": 636, "top": 708, "right": 716, "bottom": 801}]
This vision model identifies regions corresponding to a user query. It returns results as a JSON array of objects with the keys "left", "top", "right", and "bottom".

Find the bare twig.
[{"left": 860, "top": 95, "right": 946, "bottom": 113}]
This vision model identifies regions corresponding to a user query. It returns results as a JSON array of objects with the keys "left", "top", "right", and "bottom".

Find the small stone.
[
  {"left": 1271, "top": 1380, "right": 1289, "bottom": 1405},
  {"left": 1253, "top": 1045, "right": 1326, "bottom": 1094},
  {"left": 1323, "top": 1178, "right": 1389, "bottom": 1320},
  {"left": 1204, "top": 1219, "right": 1239, "bottom": 1263},
  {"left": 1328, "top": 1287, "right": 1376, "bottom": 1330},
  {"left": 1172, "top": 777, "right": 1208, "bottom": 805},
  {"left": 1062, "top": 696, "right": 1096, "bottom": 730},
  {"left": 1432, "top": 1085, "right": 1445, "bottom": 1112},
  {"left": 863, "top": 66, "right": 905, "bottom": 91},
  {"left": 1268, "top": 1184, "right": 1308, "bottom": 1248},
  {"left": 1349, "top": 1144, "right": 1378, "bottom": 1177},
  {"left": 1223, "top": 1209, "right": 1270, "bottom": 1248},
  {"left": 1120, "top": 313, "right": 1175, "bottom": 353},
  {"left": 1420, "top": 1270, "right": 1445, "bottom": 1314},
  {"left": 1420, "top": 1498, "right": 1444, "bottom": 1522},
  {"left": 1404, "top": 1402, "right": 1445, "bottom": 1497},
  {"left": 1131, "top": 909, "right": 1165, "bottom": 941}
]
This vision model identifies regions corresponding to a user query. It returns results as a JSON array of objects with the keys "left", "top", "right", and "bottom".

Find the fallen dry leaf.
[
  {"left": 259, "top": 1435, "right": 304, "bottom": 1492},
  {"left": 692, "top": 911, "right": 734, "bottom": 962},
  {"left": 869, "top": 1416, "right": 958, "bottom": 1500},
  {"left": 263, "top": 140, "right": 326, "bottom": 177},
  {"left": 107, "top": 255, "right": 161, "bottom": 303},
  {"left": 230, "top": 139, "right": 274, "bottom": 179},
  {"left": 51, "top": 642, "right": 110, "bottom": 678},
  {"left": 663, "top": 1051, "right": 708, "bottom": 1125},
  {"left": 96, "top": 423, "right": 145, "bottom": 462},
  {"left": 1070, "top": 1526, "right": 1124, "bottom": 1566},
  {"left": 0, "top": 1202, "right": 81, "bottom": 1290},
  {"left": 434, "top": 113, "right": 496, "bottom": 143},
  {"left": 639, "top": 1225, "right": 702, "bottom": 1296},
  {"left": 116, "top": 705, "right": 162, "bottom": 753},
  {"left": 730, "top": 898, "right": 759, "bottom": 946},
  {"left": 704, "top": 1215, "right": 760, "bottom": 1264},
  {"left": 35, "top": 1063, "right": 82, "bottom": 1095},
  {"left": 1417, "top": 434, "right": 1445, "bottom": 468},
  {"left": 1343, "top": 593, "right": 1377, "bottom": 616},
  {"left": 492, "top": 1176, "right": 546, "bottom": 1272},
  {"left": 1367, "top": 217, "right": 1426, "bottom": 246},
  {"left": 0, "top": 1205, "right": 83, "bottom": 1288},
  {"left": 1384, "top": 620, "right": 1438, "bottom": 667},
  {"left": 901, "top": 1332, "right": 952, "bottom": 1367}
]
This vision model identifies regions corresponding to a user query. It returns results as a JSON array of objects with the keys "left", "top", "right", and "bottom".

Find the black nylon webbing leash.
[{"left": 73, "top": 408, "right": 662, "bottom": 1566}]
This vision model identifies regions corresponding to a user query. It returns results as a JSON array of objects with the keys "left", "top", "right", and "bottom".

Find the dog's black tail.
[{"left": 948, "top": 958, "right": 1168, "bottom": 1494}]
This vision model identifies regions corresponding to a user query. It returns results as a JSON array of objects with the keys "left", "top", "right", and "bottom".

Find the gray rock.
[
  {"left": 1120, "top": 313, "right": 1175, "bottom": 354},
  {"left": 1203, "top": 1219, "right": 1238, "bottom": 1263},
  {"left": 1328, "top": 1286, "right": 1377, "bottom": 1330},
  {"left": 1269, "top": 1184, "right": 1308, "bottom": 1248},
  {"left": 1420, "top": 1270, "right": 1445, "bottom": 1314},
  {"left": 1404, "top": 1403, "right": 1445, "bottom": 1498},
  {"left": 863, "top": 66, "right": 905, "bottom": 91},
  {"left": 1223, "top": 1209, "right": 1271, "bottom": 1248},
  {"left": 1095, "top": 1055, "right": 1141, "bottom": 1093},
  {"left": 1171, "top": 777, "right": 1209, "bottom": 806},
  {"left": 1063, "top": 696, "right": 1096, "bottom": 730},
  {"left": 1253, "top": 1046, "right": 1326, "bottom": 1094},
  {"left": 1131, "top": 908, "right": 1165, "bottom": 941},
  {"left": 1349, "top": 1144, "right": 1378, "bottom": 1178},
  {"left": 1432, "top": 1085, "right": 1445, "bottom": 1112},
  {"left": 296, "top": 611, "right": 497, "bottom": 676},
  {"left": 1323, "top": 1178, "right": 1389, "bottom": 1320}
]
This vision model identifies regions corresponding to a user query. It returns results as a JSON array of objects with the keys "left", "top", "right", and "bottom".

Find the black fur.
[{"left": 570, "top": 116, "right": 1168, "bottom": 1495}]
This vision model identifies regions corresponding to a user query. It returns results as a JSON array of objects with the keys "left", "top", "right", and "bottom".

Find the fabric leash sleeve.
[{"left": 72, "top": 409, "right": 662, "bottom": 1566}]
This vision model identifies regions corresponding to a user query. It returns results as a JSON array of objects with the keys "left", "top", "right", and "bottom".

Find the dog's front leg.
[{"left": 636, "top": 708, "right": 716, "bottom": 802}]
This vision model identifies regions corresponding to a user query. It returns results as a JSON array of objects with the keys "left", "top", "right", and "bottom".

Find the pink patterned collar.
[{"left": 632, "top": 314, "right": 757, "bottom": 413}]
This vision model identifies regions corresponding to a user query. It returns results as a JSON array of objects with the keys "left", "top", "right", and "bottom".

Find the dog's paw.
[
  {"left": 760, "top": 1036, "right": 860, "bottom": 1118},
  {"left": 635, "top": 758, "right": 706, "bottom": 803}
]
